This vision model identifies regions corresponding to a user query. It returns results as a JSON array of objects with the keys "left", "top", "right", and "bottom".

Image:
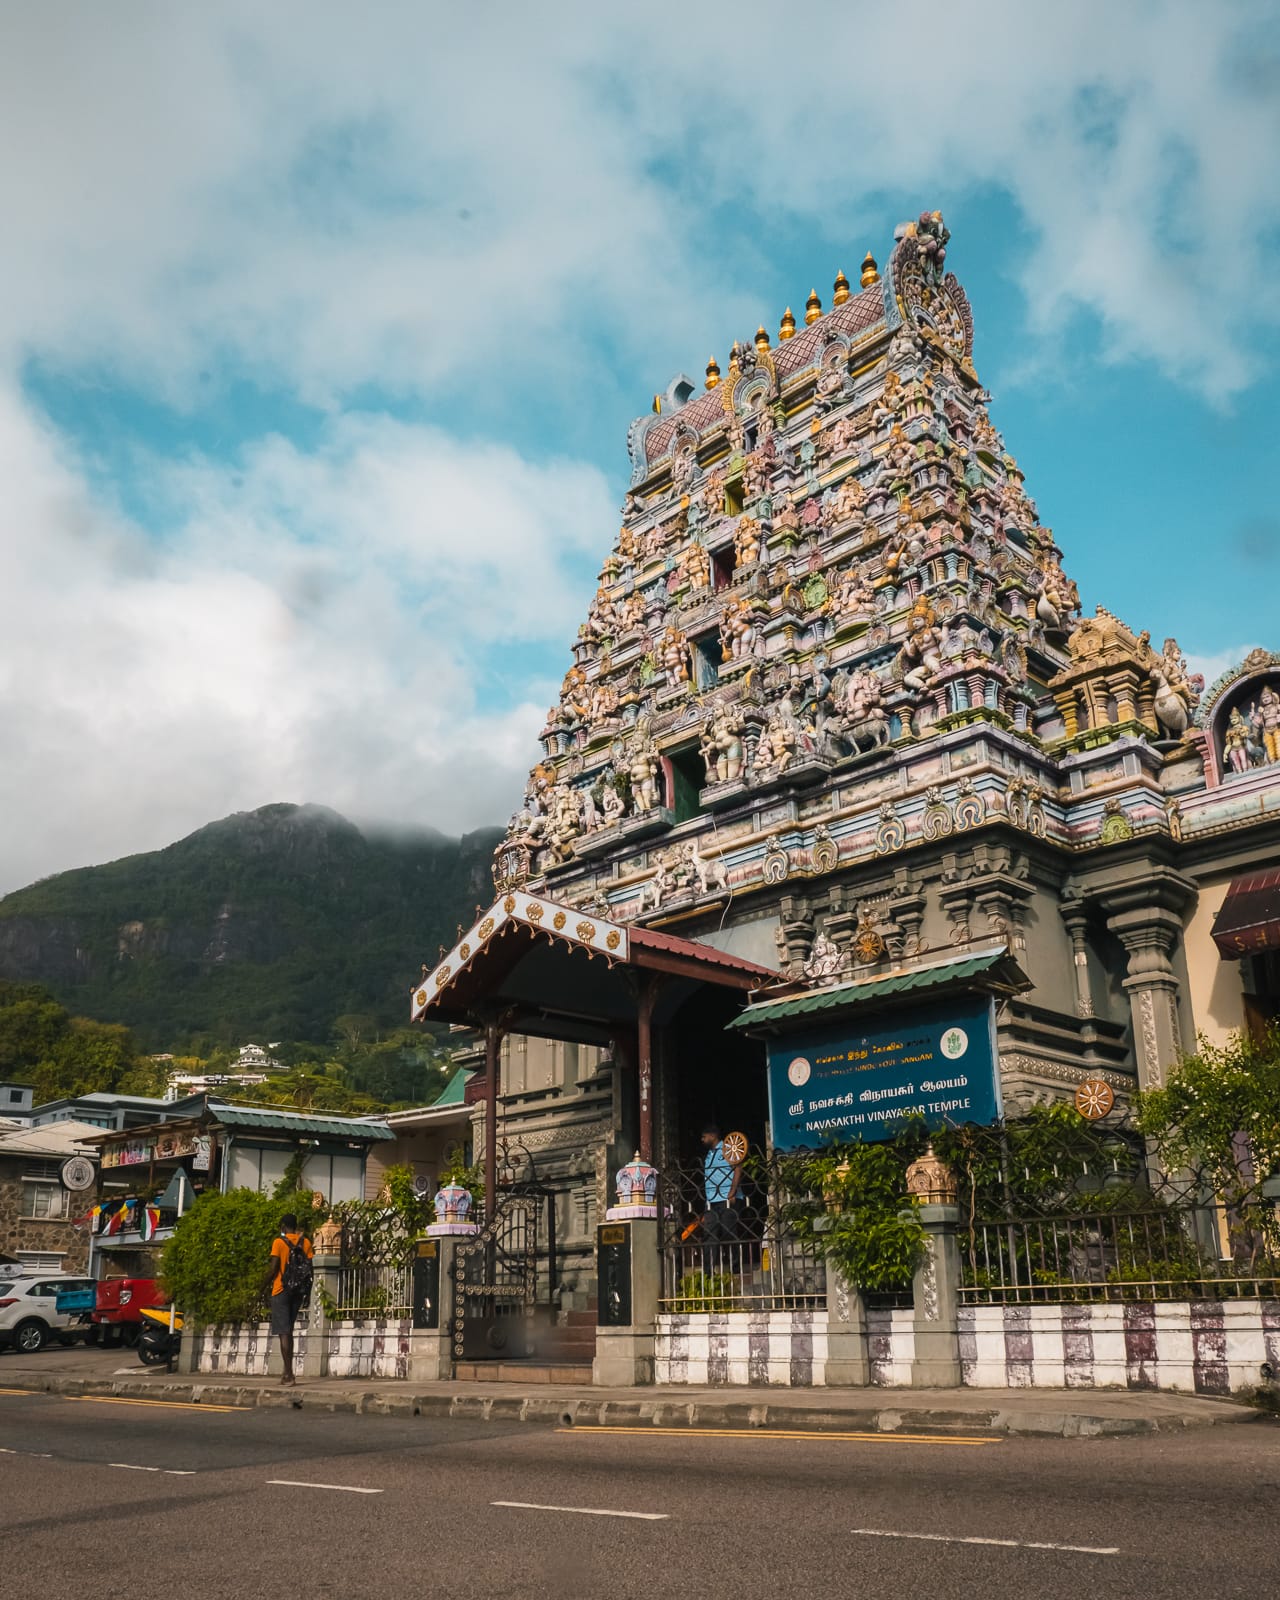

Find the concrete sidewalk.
[{"left": 0, "top": 1346, "right": 1263, "bottom": 1437}]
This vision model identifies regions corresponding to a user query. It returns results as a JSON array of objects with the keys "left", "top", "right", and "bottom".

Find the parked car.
[
  {"left": 92, "top": 1277, "right": 166, "bottom": 1346},
  {"left": 0, "top": 1274, "right": 98, "bottom": 1354}
]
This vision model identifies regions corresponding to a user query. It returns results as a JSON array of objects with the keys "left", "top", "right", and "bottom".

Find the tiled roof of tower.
[{"left": 643, "top": 281, "right": 886, "bottom": 465}]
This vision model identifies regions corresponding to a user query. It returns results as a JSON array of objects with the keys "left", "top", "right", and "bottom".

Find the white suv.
[{"left": 0, "top": 1274, "right": 97, "bottom": 1354}]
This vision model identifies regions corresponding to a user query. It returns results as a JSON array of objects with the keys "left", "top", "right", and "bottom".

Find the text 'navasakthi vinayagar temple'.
[{"left": 417, "top": 212, "right": 1280, "bottom": 1202}]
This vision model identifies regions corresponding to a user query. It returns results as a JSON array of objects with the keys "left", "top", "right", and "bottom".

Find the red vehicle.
[{"left": 92, "top": 1277, "right": 166, "bottom": 1346}]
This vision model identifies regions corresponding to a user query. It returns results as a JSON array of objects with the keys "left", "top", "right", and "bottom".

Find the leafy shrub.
[{"left": 160, "top": 1186, "right": 322, "bottom": 1327}]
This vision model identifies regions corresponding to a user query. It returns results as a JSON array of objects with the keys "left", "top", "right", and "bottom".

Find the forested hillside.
[{"left": 0, "top": 804, "right": 501, "bottom": 1051}]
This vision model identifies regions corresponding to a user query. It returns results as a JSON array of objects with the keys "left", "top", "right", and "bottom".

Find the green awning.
[
  {"left": 727, "top": 948, "right": 1029, "bottom": 1032},
  {"left": 431, "top": 1066, "right": 474, "bottom": 1108},
  {"left": 210, "top": 1104, "right": 394, "bottom": 1141}
]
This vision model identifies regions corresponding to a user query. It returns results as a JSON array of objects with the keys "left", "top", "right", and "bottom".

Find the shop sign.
[
  {"left": 192, "top": 1134, "right": 214, "bottom": 1171},
  {"left": 767, "top": 994, "right": 1001, "bottom": 1151},
  {"left": 61, "top": 1155, "right": 96, "bottom": 1191},
  {"left": 102, "top": 1136, "right": 154, "bottom": 1170}
]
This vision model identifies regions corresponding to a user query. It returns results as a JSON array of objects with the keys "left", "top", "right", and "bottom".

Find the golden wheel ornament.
[
  {"left": 721, "top": 1130, "right": 749, "bottom": 1164},
  {"left": 1074, "top": 1077, "right": 1115, "bottom": 1121}
]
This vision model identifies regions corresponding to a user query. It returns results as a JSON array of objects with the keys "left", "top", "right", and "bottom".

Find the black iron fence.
[
  {"left": 658, "top": 1162, "right": 826, "bottom": 1313},
  {"left": 960, "top": 1200, "right": 1280, "bottom": 1305}
]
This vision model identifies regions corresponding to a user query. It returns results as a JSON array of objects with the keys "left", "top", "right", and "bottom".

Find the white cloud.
[
  {"left": 1, "top": 3, "right": 1277, "bottom": 401},
  {"left": 1, "top": 2, "right": 1278, "bottom": 890},
  {"left": 0, "top": 380, "right": 611, "bottom": 893}
]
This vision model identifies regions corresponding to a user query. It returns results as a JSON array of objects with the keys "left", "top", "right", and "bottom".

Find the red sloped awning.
[
  {"left": 1211, "top": 868, "right": 1280, "bottom": 958},
  {"left": 409, "top": 889, "right": 776, "bottom": 1040}
]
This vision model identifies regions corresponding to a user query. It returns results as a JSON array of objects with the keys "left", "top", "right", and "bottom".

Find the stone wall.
[
  {"left": 653, "top": 1300, "right": 1279, "bottom": 1394},
  {"left": 193, "top": 1318, "right": 412, "bottom": 1378},
  {"left": 654, "top": 1311, "right": 829, "bottom": 1386},
  {"left": 959, "top": 1300, "right": 1280, "bottom": 1394},
  {"left": 325, "top": 1319, "right": 412, "bottom": 1379},
  {"left": 0, "top": 1169, "right": 87, "bottom": 1270}
]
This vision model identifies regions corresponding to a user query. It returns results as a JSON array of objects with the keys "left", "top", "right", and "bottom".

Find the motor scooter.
[{"left": 137, "top": 1304, "right": 183, "bottom": 1368}]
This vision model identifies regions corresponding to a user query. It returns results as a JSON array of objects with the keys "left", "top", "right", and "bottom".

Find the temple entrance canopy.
[{"left": 412, "top": 890, "right": 776, "bottom": 1201}]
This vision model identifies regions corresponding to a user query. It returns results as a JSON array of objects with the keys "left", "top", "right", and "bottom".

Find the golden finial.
[
  {"left": 832, "top": 269, "right": 850, "bottom": 306},
  {"left": 755, "top": 325, "right": 770, "bottom": 354},
  {"left": 860, "top": 251, "right": 880, "bottom": 287},
  {"left": 805, "top": 288, "right": 822, "bottom": 324},
  {"left": 779, "top": 307, "right": 796, "bottom": 341},
  {"left": 652, "top": 395, "right": 662, "bottom": 414},
  {"left": 705, "top": 355, "right": 721, "bottom": 389}
]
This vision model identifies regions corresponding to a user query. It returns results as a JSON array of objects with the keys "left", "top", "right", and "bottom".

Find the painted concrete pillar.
[
  {"left": 909, "top": 1203, "right": 963, "bottom": 1387},
  {"left": 824, "top": 1263, "right": 871, "bottom": 1386},
  {"left": 1107, "top": 905, "right": 1186, "bottom": 1091},
  {"left": 299, "top": 1249, "right": 340, "bottom": 1378},
  {"left": 593, "top": 1216, "right": 659, "bottom": 1386},
  {"left": 407, "top": 1234, "right": 463, "bottom": 1381}
]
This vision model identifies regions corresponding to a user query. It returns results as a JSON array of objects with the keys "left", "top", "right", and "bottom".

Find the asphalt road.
[{"left": 0, "top": 1386, "right": 1276, "bottom": 1599}]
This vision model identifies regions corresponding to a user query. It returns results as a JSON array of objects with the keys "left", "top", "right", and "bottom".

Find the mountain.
[{"left": 0, "top": 804, "right": 502, "bottom": 1049}]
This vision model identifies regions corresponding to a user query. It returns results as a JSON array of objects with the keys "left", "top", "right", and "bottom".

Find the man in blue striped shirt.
[{"left": 701, "top": 1123, "right": 742, "bottom": 1268}]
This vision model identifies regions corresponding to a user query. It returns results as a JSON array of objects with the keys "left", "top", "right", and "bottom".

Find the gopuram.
[{"left": 415, "top": 213, "right": 1280, "bottom": 1307}]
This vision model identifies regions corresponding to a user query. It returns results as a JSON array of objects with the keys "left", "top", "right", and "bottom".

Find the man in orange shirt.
[{"left": 264, "top": 1212, "right": 314, "bottom": 1386}]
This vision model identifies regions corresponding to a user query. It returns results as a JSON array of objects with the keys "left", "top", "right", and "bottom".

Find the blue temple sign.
[{"left": 766, "top": 993, "right": 1001, "bottom": 1151}]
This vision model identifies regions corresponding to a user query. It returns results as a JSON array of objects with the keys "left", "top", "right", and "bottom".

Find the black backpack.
[{"left": 279, "top": 1235, "right": 313, "bottom": 1298}]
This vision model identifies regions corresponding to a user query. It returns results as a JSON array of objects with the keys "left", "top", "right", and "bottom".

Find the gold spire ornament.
[
  {"left": 779, "top": 307, "right": 796, "bottom": 340},
  {"left": 705, "top": 355, "right": 721, "bottom": 389},
  {"left": 805, "top": 288, "right": 822, "bottom": 324},
  {"left": 652, "top": 395, "right": 662, "bottom": 414},
  {"left": 832, "top": 269, "right": 850, "bottom": 305},
  {"left": 755, "top": 325, "right": 770, "bottom": 354},
  {"left": 860, "top": 251, "right": 880, "bottom": 287}
]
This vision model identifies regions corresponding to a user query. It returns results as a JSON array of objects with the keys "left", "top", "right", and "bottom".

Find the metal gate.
[{"left": 450, "top": 1194, "right": 539, "bottom": 1362}]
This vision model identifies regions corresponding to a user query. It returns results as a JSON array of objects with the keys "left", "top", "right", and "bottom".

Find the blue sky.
[{"left": 1, "top": 2, "right": 1278, "bottom": 892}]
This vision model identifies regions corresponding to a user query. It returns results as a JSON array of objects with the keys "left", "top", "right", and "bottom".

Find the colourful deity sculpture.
[
  {"left": 734, "top": 515, "right": 763, "bottom": 568},
  {"left": 680, "top": 539, "right": 711, "bottom": 592},
  {"left": 832, "top": 565, "right": 876, "bottom": 623},
  {"left": 627, "top": 741, "right": 662, "bottom": 812},
  {"left": 1257, "top": 685, "right": 1280, "bottom": 763},
  {"left": 700, "top": 705, "right": 745, "bottom": 785},
  {"left": 897, "top": 598, "right": 943, "bottom": 693},
  {"left": 720, "top": 596, "right": 758, "bottom": 663},
  {"left": 659, "top": 626, "right": 691, "bottom": 690}
]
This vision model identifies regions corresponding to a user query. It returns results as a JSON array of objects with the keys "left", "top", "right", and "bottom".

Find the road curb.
[{"left": 10, "top": 1373, "right": 1257, "bottom": 1437}]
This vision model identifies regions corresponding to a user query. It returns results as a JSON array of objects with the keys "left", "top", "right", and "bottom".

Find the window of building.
[
  {"left": 666, "top": 745, "right": 706, "bottom": 823},
  {"left": 22, "top": 1182, "right": 69, "bottom": 1220},
  {"left": 691, "top": 631, "right": 723, "bottom": 691}
]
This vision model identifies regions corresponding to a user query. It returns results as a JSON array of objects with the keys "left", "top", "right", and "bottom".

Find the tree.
[
  {"left": 1137, "top": 1026, "right": 1280, "bottom": 1204},
  {"left": 333, "top": 1013, "right": 377, "bottom": 1052}
]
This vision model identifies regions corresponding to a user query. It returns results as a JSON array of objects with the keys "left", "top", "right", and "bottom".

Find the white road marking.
[
  {"left": 493, "top": 1501, "right": 669, "bottom": 1521},
  {"left": 851, "top": 1528, "right": 1118, "bottom": 1556},
  {"left": 108, "top": 1462, "right": 193, "bottom": 1475},
  {"left": 267, "top": 1479, "right": 382, "bottom": 1494}
]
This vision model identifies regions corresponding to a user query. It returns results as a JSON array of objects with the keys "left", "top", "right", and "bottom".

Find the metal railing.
[
  {"left": 960, "top": 1202, "right": 1280, "bottom": 1305},
  {"left": 658, "top": 1163, "right": 826, "bottom": 1313},
  {"left": 334, "top": 1262, "right": 414, "bottom": 1319}
]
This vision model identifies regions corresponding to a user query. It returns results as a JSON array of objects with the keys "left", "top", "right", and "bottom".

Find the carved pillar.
[
  {"left": 1101, "top": 876, "right": 1194, "bottom": 1090},
  {"left": 1060, "top": 903, "right": 1095, "bottom": 1019}
]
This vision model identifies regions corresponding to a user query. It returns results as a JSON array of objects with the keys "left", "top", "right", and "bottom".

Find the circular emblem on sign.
[
  {"left": 940, "top": 1027, "right": 969, "bottom": 1060},
  {"left": 787, "top": 1057, "right": 812, "bottom": 1087},
  {"left": 61, "top": 1156, "right": 95, "bottom": 1192},
  {"left": 1075, "top": 1077, "right": 1115, "bottom": 1122},
  {"left": 721, "top": 1131, "right": 749, "bottom": 1165}
]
